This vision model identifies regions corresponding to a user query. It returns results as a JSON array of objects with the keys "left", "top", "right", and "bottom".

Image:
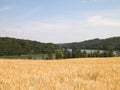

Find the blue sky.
[{"left": 0, "top": 0, "right": 120, "bottom": 43}]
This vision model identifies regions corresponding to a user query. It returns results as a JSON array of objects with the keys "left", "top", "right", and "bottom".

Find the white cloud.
[
  {"left": 1, "top": 15, "right": 120, "bottom": 43},
  {"left": 85, "top": 16, "right": 120, "bottom": 27},
  {"left": 1, "top": 28, "right": 24, "bottom": 38},
  {"left": 1, "top": 16, "right": 120, "bottom": 35}
]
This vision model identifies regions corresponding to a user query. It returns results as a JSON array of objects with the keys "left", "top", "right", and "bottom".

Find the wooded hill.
[
  {"left": 0, "top": 37, "right": 61, "bottom": 56},
  {"left": 59, "top": 37, "right": 120, "bottom": 50}
]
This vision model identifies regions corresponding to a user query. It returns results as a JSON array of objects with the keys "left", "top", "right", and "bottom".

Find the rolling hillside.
[
  {"left": 0, "top": 37, "right": 61, "bottom": 56},
  {"left": 59, "top": 37, "right": 120, "bottom": 50}
]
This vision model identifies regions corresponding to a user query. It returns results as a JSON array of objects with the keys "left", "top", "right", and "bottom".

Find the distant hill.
[
  {"left": 59, "top": 37, "right": 120, "bottom": 50},
  {"left": 0, "top": 37, "right": 61, "bottom": 56}
]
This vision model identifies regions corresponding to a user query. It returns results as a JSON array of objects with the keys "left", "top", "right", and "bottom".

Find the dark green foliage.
[
  {"left": 101, "top": 51, "right": 108, "bottom": 57},
  {"left": 58, "top": 37, "right": 120, "bottom": 58},
  {"left": 105, "top": 46, "right": 114, "bottom": 57},
  {"left": 71, "top": 47, "right": 82, "bottom": 58},
  {"left": 0, "top": 37, "right": 61, "bottom": 56},
  {"left": 81, "top": 51, "right": 87, "bottom": 57},
  {"left": 0, "top": 37, "right": 118, "bottom": 59},
  {"left": 91, "top": 50, "right": 100, "bottom": 57},
  {"left": 59, "top": 37, "right": 120, "bottom": 51},
  {"left": 71, "top": 48, "right": 77, "bottom": 58},
  {"left": 55, "top": 49, "right": 63, "bottom": 59},
  {"left": 63, "top": 48, "right": 71, "bottom": 59}
]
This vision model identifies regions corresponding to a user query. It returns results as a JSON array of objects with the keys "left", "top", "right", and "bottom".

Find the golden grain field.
[{"left": 0, "top": 57, "right": 120, "bottom": 90}]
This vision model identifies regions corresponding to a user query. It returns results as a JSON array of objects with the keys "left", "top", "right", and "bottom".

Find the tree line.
[
  {"left": 0, "top": 37, "right": 119, "bottom": 60},
  {"left": 55, "top": 46, "right": 120, "bottom": 59}
]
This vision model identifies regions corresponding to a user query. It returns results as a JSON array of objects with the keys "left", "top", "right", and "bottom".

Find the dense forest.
[
  {"left": 59, "top": 37, "right": 120, "bottom": 50},
  {"left": 0, "top": 37, "right": 120, "bottom": 59},
  {"left": 0, "top": 37, "right": 61, "bottom": 56},
  {"left": 58, "top": 37, "right": 120, "bottom": 59}
]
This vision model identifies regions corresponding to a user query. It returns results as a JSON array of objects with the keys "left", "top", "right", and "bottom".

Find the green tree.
[
  {"left": 106, "top": 46, "right": 114, "bottom": 57},
  {"left": 76, "top": 49, "right": 81, "bottom": 58},
  {"left": 72, "top": 47, "right": 81, "bottom": 58},
  {"left": 96, "top": 50, "right": 100, "bottom": 57},
  {"left": 72, "top": 48, "right": 76, "bottom": 58},
  {"left": 101, "top": 51, "right": 108, "bottom": 57},
  {"left": 55, "top": 49, "right": 63, "bottom": 59},
  {"left": 48, "top": 53, "right": 53, "bottom": 59},
  {"left": 81, "top": 51, "right": 87, "bottom": 57},
  {"left": 92, "top": 50, "right": 100, "bottom": 57},
  {"left": 63, "top": 48, "right": 71, "bottom": 59}
]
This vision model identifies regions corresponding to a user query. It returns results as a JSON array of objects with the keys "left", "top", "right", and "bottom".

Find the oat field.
[{"left": 0, "top": 57, "right": 120, "bottom": 90}]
